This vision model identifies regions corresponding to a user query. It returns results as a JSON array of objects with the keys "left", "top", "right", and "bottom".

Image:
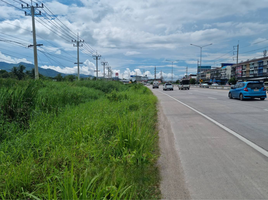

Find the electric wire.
[
  {"left": 2, "top": 0, "right": 104, "bottom": 69},
  {"left": 0, "top": 0, "right": 25, "bottom": 11}
]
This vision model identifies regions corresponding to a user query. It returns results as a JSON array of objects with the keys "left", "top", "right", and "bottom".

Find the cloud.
[
  {"left": 125, "top": 51, "right": 141, "bottom": 56},
  {"left": 40, "top": 59, "right": 96, "bottom": 75},
  {"left": 0, "top": 51, "right": 32, "bottom": 64},
  {"left": 2, "top": 0, "right": 268, "bottom": 79}
]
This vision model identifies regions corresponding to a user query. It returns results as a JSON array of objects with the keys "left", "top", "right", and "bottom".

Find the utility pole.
[
  {"left": 166, "top": 59, "right": 179, "bottom": 82},
  {"left": 160, "top": 70, "right": 163, "bottom": 82},
  {"left": 101, "top": 61, "right": 108, "bottom": 79},
  {"left": 236, "top": 43, "right": 239, "bottom": 66},
  {"left": 186, "top": 66, "right": 188, "bottom": 78},
  {"left": 22, "top": 2, "right": 43, "bottom": 80},
  {"left": 72, "top": 33, "right": 84, "bottom": 81},
  {"left": 93, "top": 53, "right": 101, "bottom": 79},
  {"left": 154, "top": 66, "right": 156, "bottom": 80},
  {"left": 172, "top": 63, "right": 173, "bottom": 82},
  {"left": 106, "top": 66, "right": 112, "bottom": 80}
]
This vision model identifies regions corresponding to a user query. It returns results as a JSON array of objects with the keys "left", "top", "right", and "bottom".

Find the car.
[
  {"left": 211, "top": 83, "right": 219, "bottom": 86},
  {"left": 264, "top": 81, "right": 268, "bottom": 91},
  {"left": 178, "top": 79, "right": 190, "bottom": 90},
  {"left": 200, "top": 83, "right": 209, "bottom": 88},
  {"left": 163, "top": 83, "right": 173, "bottom": 91},
  {"left": 152, "top": 81, "right": 159, "bottom": 89},
  {"left": 228, "top": 81, "right": 267, "bottom": 101}
]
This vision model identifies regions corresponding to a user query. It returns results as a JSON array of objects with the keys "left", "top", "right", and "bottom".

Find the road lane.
[
  {"left": 151, "top": 86, "right": 268, "bottom": 199},
  {"left": 158, "top": 85, "right": 268, "bottom": 151}
]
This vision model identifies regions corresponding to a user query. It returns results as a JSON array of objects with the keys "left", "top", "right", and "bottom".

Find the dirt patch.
[{"left": 157, "top": 103, "right": 191, "bottom": 200}]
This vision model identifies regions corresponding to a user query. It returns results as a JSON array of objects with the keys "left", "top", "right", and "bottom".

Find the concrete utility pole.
[
  {"left": 154, "top": 66, "right": 156, "bottom": 80},
  {"left": 22, "top": 2, "right": 43, "bottom": 80},
  {"left": 101, "top": 61, "right": 108, "bottom": 79},
  {"left": 93, "top": 53, "right": 101, "bottom": 79},
  {"left": 236, "top": 43, "right": 239, "bottom": 66},
  {"left": 72, "top": 34, "right": 84, "bottom": 81},
  {"left": 166, "top": 60, "right": 179, "bottom": 82},
  {"left": 106, "top": 66, "right": 112, "bottom": 80}
]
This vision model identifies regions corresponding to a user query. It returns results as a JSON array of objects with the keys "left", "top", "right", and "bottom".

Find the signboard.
[{"left": 115, "top": 73, "right": 119, "bottom": 77}]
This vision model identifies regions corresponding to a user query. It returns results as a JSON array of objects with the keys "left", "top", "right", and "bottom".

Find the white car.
[
  {"left": 201, "top": 83, "right": 209, "bottom": 88},
  {"left": 211, "top": 83, "right": 219, "bottom": 86},
  {"left": 163, "top": 83, "right": 173, "bottom": 91}
]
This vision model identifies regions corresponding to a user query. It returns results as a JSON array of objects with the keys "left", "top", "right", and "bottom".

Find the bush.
[{"left": 0, "top": 84, "right": 160, "bottom": 199}]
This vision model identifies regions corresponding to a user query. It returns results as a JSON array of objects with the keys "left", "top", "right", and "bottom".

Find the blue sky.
[{"left": 1, "top": 0, "right": 268, "bottom": 80}]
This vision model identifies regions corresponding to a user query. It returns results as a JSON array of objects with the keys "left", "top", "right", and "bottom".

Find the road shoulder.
[{"left": 157, "top": 102, "right": 191, "bottom": 200}]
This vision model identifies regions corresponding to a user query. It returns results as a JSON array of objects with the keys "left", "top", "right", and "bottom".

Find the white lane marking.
[
  {"left": 160, "top": 91, "right": 268, "bottom": 158},
  {"left": 188, "top": 92, "right": 193, "bottom": 95},
  {"left": 208, "top": 97, "right": 217, "bottom": 100},
  {"left": 264, "top": 109, "right": 268, "bottom": 112}
]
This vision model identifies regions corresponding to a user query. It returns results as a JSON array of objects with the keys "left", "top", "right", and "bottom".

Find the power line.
[{"left": 0, "top": 0, "right": 25, "bottom": 11}]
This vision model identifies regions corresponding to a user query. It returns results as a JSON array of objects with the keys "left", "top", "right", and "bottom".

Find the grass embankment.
[{"left": 0, "top": 80, "right": 160, "bottom": 199}]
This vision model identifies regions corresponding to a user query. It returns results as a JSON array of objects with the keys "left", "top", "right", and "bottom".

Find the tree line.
[{"left": 0, "top": 65, "right": 76, "bottom": 81}]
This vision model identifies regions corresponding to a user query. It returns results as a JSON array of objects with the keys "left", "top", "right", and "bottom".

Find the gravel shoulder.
[{"left": 157, "top": 103, "right": 191, "bottom": 200}]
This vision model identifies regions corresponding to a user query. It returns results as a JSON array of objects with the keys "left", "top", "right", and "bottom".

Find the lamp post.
[
  {"left": 166, "top": 59, "right": 179, "bottom": 82},
  {"left": 190, "top": 43, "right": 212, "bottom": 73}
]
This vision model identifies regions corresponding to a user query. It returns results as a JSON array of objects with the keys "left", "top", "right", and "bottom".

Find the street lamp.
[
  {"left": 190, "top": 43, "right": 212, "bottom": 73},
  {"left": 166, "top": 59, "right": 179, "bottom": 82}
]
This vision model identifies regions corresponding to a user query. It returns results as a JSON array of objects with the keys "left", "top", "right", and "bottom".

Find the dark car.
[{"left": 228, "top": 81, "right": 267, "bottom": 101}]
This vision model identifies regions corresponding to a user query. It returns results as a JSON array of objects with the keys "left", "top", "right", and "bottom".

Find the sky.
[{"left": 1, "top": 0, "right": 268, "bottom": 80}]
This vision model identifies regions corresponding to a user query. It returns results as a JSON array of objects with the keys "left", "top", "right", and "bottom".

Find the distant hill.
[{"left": 0, "top": 62, "right": 93, "bottom": 78}]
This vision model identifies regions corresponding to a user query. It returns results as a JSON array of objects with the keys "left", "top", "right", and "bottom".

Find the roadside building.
[
  {"left": 232, "top": 56, "right": 268, "bottom": 81},
  {"left": 197, "top": 66, "right": 211, "bottom": 81},
  {"left": 189, "top": 74, "right": 197, "bottom": 79},
  {"left": 210, "top": 68, "right": 222, "bottom": 84},
  {"left": 221, "top": 65, "right": 232, "bottom": 84}
]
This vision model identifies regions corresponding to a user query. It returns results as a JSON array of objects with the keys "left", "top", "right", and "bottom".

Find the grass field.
[{"left": 0, "top": 79, "right": 160, "bottom": 199}]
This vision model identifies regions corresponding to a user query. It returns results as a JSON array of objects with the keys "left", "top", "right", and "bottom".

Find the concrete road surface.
[{"left": 151, "top": 85, "right": 268, "bottom": 199}]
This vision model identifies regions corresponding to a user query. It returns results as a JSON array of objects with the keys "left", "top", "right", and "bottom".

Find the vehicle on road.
[
  {"left": 200, "top": 83, "right": 209, "bottom": 88},
  {"left": 152, "top": 81, "right": 159, "bottom": 89},
  {"left": 228, "top": 81, "right": 267, "bottom": 101},
  {"left": 264, "top": 81, "right": 268, "bottom": 91},
  {"left": 178, "top": 79, "right": 190, "bottom": 90},
  {"left": 211, "top": 83, "right": 219, "bottom": 86},
  {"left": 163, "top": 83, "right": 173, "bottom": 91}
]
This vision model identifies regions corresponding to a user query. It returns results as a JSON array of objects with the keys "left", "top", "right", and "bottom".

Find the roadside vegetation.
[{"left": 0, "top": 79, "right": 160, "bottom": 199}]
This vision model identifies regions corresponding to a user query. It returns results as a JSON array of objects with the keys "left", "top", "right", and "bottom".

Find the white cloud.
[
  {"left": 125, "top": 51, "right": 141, "bottom": 56},
  {"left": 0, "top": 52, "right": 32, "bottom": 64},
  {"left": 2, "top": 0, "right": 268, "bottom": 79},
  {"left": 40, "top": 59, "right": 95, "bottom": 75}
]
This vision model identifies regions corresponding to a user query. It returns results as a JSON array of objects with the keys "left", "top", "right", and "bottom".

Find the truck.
[
  {"left": 152, "top": 81, "right": 159, "bottom": 89},
  {"left": 178, "top": 79, "right": 190, "bottom": 90}
]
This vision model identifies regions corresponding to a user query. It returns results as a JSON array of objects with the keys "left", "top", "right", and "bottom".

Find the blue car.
[{"left": 228, "top": 81, "right": 267, "bottom": 101}]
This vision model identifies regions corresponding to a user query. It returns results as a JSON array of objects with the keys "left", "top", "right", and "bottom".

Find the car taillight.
[{"left": 244, "top": 88, "right": 248, "bottom": 91}]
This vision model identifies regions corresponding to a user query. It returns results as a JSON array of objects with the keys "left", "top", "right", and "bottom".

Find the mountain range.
[{"left": 0, "top": 62, "right": 92, "bottom": 78}]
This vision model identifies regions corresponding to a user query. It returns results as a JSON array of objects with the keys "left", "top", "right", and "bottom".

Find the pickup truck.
[{"left": 178, "top": 80, "right": 190, "bottom": 90}]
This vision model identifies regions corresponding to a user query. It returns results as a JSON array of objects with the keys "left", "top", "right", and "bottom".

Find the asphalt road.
[
  {"left": 151, "top": 85, "right": 268, "bottom": 199},
  {"left": 163, "top": 86, "right": 268, "bottom": 151}
]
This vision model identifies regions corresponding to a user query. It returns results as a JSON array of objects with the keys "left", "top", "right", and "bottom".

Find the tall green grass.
[{"left": 0, "top": 80, "right": 160, "bottom": 199}]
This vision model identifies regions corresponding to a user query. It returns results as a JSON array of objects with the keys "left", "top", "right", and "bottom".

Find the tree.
[
  {"left": 190, "top": 78, "right": 196, "bottom": 84},
  {"left": 0, "top": 70, "right": 10, "bottom": 78},
  {"left": 55, "top": 73, "right": 63, "bottom": 82},
  {"left": 64, "top": 75, "right": 75, "bottom": 82},
  {"left": 175, "top": 79, "right": 180, "bottom": 84},
  {"left": 11, "top": 65, "right": 26, "bottom": 80},
  {"left": 228, "top": 77, "right": 236, "bottom": 85},
  {"left": 26, "top": 69, "right": 35, "bottom": 79}
]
